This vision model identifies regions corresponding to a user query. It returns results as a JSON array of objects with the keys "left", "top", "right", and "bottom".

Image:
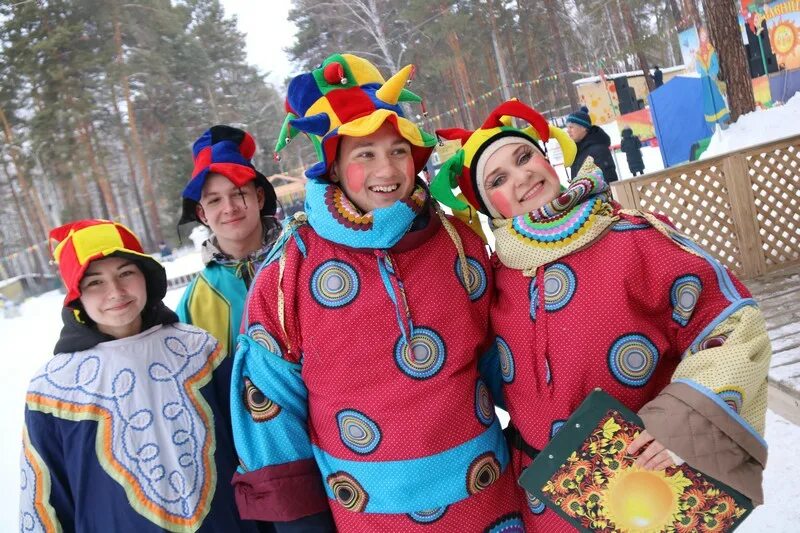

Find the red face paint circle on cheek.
[
  {"left": 344, "top": 163, "right": 366, "bottom": 194},
  {"left": 405, "top": 157, "right": 415, "bottom": 180},
  {"left": 489, "top": 190, "right": 513, "bottom": 218}
]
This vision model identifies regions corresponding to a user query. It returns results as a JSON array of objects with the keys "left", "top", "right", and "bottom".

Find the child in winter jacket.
[
  {"left": 620, "top": 127, "right": 645, "bottom": 176},
  {"left": 19, "top": 219, "right": 260, "bottom": 533},
  {"left": 431, "top": 100, "right": 771, "bottom": 531},
  {"left": 229, "top": 53, "right": 522, "bottom": 531}
]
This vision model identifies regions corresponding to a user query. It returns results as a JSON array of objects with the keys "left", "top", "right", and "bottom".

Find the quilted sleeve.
[{"left": 230, "top": 243, "right": 329, "bottom": 522}]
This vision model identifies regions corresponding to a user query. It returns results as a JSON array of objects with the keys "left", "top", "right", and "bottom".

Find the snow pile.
[{"left": 702, "top": 92, "right": 800, "bottom": 159}]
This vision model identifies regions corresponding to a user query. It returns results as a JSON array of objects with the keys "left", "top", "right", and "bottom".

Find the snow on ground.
[
  {"left": 1, "top": 289, "right": 799, "bottom": 531},
  {"left": 703, "top": 91, "right": 800, "bottom": 159}
]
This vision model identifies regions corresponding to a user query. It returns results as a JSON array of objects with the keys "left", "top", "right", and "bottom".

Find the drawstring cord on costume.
[
  {"left": 435, "top": 208, "right": 470, "bottom": 289},
  {"left": 533, "top": 264, "right": 554, "bottom": 393},
  {"left": 375, "top": 250, "right": 415, "bottom": 346},
  {"left": 243, "top": 212, "right": 308, "bottom": 358}
]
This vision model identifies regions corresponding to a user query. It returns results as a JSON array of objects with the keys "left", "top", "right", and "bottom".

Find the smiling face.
[
  {"left": 332, "top": 122, "right": 417, "bottom": 213},
  {"left": 482, "top": 141, "right": 562, "bottom": 218},
  {"left": 196, "top": 172, "right": 265, "bottom": 259},
  {"left": 78, "top": 256, "right": 147, "bottom": 339}
]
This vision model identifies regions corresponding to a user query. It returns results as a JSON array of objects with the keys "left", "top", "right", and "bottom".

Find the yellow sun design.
[{"left": 602, "top": 466, "right": 684, "bottom": 532}]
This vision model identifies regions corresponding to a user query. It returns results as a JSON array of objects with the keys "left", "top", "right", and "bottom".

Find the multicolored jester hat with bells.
[
  {"left": 273, "top": 53, "right": 436, "bottom": 180},
  {"left": 431, "top": 99, "right": 577, "bottom": 223}
]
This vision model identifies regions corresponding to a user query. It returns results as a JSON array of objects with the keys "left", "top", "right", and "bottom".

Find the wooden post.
[
  {"left": 722, "top": 154, "right": 767, "bottom": 278},
  {"left": 610, "top": 180, "right": 638, "bottom": 209}
]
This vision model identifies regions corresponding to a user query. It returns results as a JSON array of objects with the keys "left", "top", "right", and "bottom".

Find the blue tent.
[{"left": 648, "top": 77, "right": 713, "bottom": 167}]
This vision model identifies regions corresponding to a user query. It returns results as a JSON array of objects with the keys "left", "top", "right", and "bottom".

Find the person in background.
[
  {"left": 620, "top": 126, "right": 645, "bottom": 176},
  {"left": 565, "top": 105, "right": 619, "bottom": 184},
  {"left": 653, "top": 64, "right": 664, "bottom": 88},
  {"left": 19, "top": 219, "right": 261, "bottom": 532}
]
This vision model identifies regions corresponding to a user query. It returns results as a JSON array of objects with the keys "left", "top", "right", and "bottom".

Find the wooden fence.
[{"left": 610, "top": 134, "right": 800, "bottom": 279}]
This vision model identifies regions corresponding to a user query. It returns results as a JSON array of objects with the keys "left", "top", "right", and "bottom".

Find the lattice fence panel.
[
  {"left": 633, "top": 164, "right": 743, "bottom": 272},
  {"left": 747, "top": 143, "right": 800, "bottom": 269}
]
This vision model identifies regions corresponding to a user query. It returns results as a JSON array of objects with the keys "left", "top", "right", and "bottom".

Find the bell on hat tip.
[
  {"left": 285, "top": 136, "right": 292, "bottom": 144},
  {"left": 340, "top": 77, "right": 347, "bottom": 84},
  {"left": 423, "top": 111, "right": 429, "bottom": 117}
]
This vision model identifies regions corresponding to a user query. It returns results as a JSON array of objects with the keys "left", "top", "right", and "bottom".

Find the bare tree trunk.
[
  {"left": 0, "top": 164, "right": 47, "bottom": 274},
  {"left": 107, "top": 80, "right": 154, "bottom": 242},
  {"left": 79, "top": 121, "right": 116, "bottom": 219},
  {"left": 0, "top": 108, "right": 49, "bottom": 250},
  {"left": 542, "top": 0, "right": 579, "bottom": 108},
  {"left": 620, "top": 0, "right": 655, "bottom": 92},
  {"left": 113, "top": 5, "right": 162, "bottom": 247},
  {"left": 702, "top": 0, "right": 754, "bottom": 121},
  {"left": 516, "top": 0, "right": 544, "bottom": 106}
]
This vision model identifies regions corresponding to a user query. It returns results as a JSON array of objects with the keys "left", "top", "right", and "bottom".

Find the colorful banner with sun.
[{"left": 742, "top": 0, "right": 800, "bottom": 70}]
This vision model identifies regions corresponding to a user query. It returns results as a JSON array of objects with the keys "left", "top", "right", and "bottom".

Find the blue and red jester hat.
[
  {"left": 273, "top": 53, "right": 437, "bottom": 180},
  {"left": 179, "top": 125, "right": 277, "bottom": 225}
]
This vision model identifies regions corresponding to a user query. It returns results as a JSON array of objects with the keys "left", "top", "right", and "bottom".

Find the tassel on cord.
[{"left": 436, "top": 208, "right": 470, "bottom": 289}]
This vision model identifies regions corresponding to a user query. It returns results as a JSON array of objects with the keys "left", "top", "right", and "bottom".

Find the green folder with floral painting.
[{"left": 519, "top": 389, "right": 753, "bottom": 532}]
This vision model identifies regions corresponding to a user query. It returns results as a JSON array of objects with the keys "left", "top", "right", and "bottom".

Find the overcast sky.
[{"left": 219, "top": 0, "right": 297, "bottom": 87}]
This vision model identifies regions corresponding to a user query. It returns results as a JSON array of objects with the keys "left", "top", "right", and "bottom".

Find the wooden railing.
[{"left": 610, "top": 134, "right": 800, "bottom": 279}]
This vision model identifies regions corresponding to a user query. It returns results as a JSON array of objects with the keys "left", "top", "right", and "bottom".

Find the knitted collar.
[
  {"left": 492, "top": 160, "right": 618, "bottom": 273},
  {"left": 304, "top": 179, "right": 429, "bottom": 249}
]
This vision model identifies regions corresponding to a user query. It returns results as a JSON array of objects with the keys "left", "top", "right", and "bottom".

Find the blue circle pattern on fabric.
[
  {"left": 310, "top": 260, "right": 360, "bottom": 308},
  {"left": 394, "top": 327, "right": 447, "bottom": 380},
  {"left": 485, "top": 513, "right": 525, "bottom": 532},
  {"left": 718, "top": 388, "right": 744, "bottom": 413},
  {"left": 496, "top": 337, "right": 515, "bottom": 383},
  {"left": 550, "top": 419, "right": 565, "bottom": 438},
  {"left": 337, "top": 409, "right": 382, "bottom": 455},
  {"left": 247, "top": 323, "right": 283, "bottom": 357},
  {"left": 475, "top": 379, "right": 494, "bottom": 426},
  {"left": 611, "top": 219, "right": 651, "bottom": 232},
  {"left": 407, "top": 507, "right": 448, "bottom": 524},
  {"left": 526, "top": 491, "right": 546, "bottom": 514},
  {"left": 455, "top": 256, "right": 488, "bottom": 301},
  {"left": 529, "top": 278, "right": 538, "bottom": 321},
  {"left": 607, "top": 334, "right": 659, "bottom": 387},
  {"left": 543, "top": 263, "right": 576, "bottom": 312},
  {"left": 671, "top": 274, "right": 702, "bottom": 326}
]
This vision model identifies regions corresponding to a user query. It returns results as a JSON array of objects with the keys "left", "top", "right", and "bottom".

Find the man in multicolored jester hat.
[
  {"left": 432, "top": 99, "right": 771, "bottom": 531},
  {"left": 229, "top": 53, "right": 524, "bottom": 531}
]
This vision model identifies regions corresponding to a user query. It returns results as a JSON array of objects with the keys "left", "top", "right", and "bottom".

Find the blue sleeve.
[
  {"left": 478, "top": 341, "right": 507, "bottom": 411},
  {"left": 230, "top": 333, "right": 330, "bottom": 522}
]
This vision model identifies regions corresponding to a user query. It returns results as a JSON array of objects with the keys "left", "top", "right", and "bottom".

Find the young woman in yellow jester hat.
[
  {"left": 229, "top": 54, "right": 523, "bottom": 531},
  {"left": 19, "top": 219, "right": 262, "bottom": 532},
  {"left": 432, "top": 100, "right": 770, "bottom": 531}
]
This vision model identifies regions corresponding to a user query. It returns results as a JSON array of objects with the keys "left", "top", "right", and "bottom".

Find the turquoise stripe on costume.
[
  {"left": 683, "top": 300, "right": 757, "bottom": 358},
  {"left": 231, "top": 335, "right": 314, "bottom": 472},
  {"left": 673, "top": 378, "right": 767, "bottom": 449},
  {"left": 312, "top": 419, "right": 508, "bottom": 513},
  {"left": 671, "top": 234, "right": 740, "bottom": 302}
]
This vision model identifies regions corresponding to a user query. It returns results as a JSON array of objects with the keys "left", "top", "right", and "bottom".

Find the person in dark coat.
[
  {"left": 620, "top": 127, "right": 645, "bottom": 176},
  {"left": 653, "top": 65, "right": 664, "bottom": 88},
  {"left": 566, "top": 106, "right": 619, "bottom": 184}
]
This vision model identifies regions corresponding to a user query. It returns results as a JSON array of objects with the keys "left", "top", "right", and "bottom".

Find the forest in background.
[{"left": 0, "top": 0, "right": 712, "bottom": 276}]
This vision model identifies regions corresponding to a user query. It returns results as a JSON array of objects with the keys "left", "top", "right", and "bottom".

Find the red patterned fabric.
[{"left": 491, "top": 212, "right": 751, "bottom": 530}]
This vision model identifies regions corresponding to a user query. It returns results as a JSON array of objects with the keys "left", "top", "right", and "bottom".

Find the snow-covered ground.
[
  {"left": 1, "top": 289, "right": 799, "bottom": 531},
  {"left": 702, "top": 91, "right": 800, "bottom": 159}
]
